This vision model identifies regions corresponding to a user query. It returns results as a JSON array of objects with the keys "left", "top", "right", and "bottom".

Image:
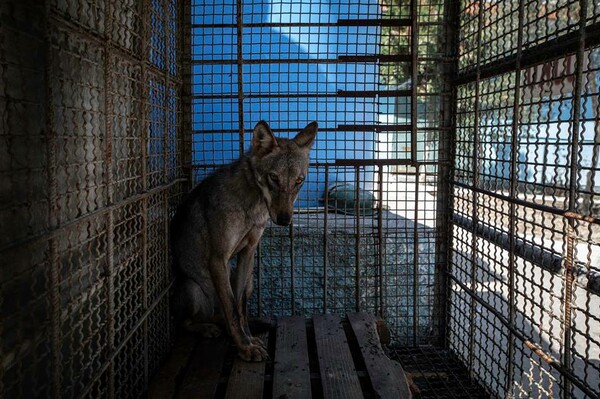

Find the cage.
[{"left": 1, "top": 0, "right": 599, "bottom": 398}]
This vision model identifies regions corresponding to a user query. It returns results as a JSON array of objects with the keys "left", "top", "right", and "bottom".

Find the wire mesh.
[
  {"left": 5, "top": 1, "right": 599, "bottom": 399},
  {"left": 190, "top": 0, "right": 453, "bottom": 349},
  {"left": 452, "top": 1, "right": 600, "bottom": 398},
  {"left": 0, "top": 0, "right": 185, "bottom": 397}
]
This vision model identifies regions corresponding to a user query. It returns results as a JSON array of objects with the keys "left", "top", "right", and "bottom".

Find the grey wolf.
[{"left": 170, "top": 120, "right": 318, "bottom": 361}]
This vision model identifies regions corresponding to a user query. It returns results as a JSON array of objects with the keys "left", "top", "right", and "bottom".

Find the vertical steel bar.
[
  {"left": 290, "top": 221, "right": 295, "bottom": 315},
  {"left": 377, "top": 166, "right": 384, "bottom": 318},
  {"left": 410, "top": 0, "right": 418, "bottom": 163},
  {"left": 162, "top": 0, "right": 174, "bottom": 343},
  {"left": 432, "top": 0, "right": 460, "bottom": 348},
  {"left": 181, "top": 0, "right": 193, "bottom": 190},
  {"left": 140, "top": 0, "right": 152, "bottom": 389},
  {"left": 506, "top": 0, "right": 525, "bottom": 395},
  {"left": 236, "top": 0, "right": 245, "bottom": 153},
  {"left": 562, "top": 1, "right": 588, "bottom": 397},
  {"left": 103, "top": 1, "right": 116, "bottom": 396},
  {"left": 354, "top": 166, "right": 361, "bottom": 312},
  {"left": 44, "top": 4, "right": 61, "bottom": 397},
  {"left": 467, "top": 0, "right": 484, "bottom": 381},
  {"left": 323, "top": 165, "right": 329, "bottom": 314},
  {"left": 412, "top": 167, "right": 420, "bottom": 345},
  {"left": 256, "top": 242, "right": 262, "bottom": 316}
]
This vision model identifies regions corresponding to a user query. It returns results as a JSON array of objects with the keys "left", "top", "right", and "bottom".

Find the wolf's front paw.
[{"left": 238, "top": 344, "right": 269, "bottom": 362}]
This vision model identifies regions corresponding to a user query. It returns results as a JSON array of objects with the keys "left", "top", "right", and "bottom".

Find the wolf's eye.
[
  {"left": 295, "top": 177, "right": 304, "bottom": 185},
  {"left": 268, "top": 173, "right": 279, "bottom": 184}
]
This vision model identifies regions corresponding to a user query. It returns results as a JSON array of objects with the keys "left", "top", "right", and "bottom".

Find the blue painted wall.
[{"left": 192, "top": 0, "right": 381, "bottom": 207}]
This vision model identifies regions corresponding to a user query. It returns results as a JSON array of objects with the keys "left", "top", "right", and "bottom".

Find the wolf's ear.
[
  {"left": 252, "top": 120, "right": 278, "bottom": 157},
  {"left": 293, "top": 121, "right": 318, "bottom": 151}
]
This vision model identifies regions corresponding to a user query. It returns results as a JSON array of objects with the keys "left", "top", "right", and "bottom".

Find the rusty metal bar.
[
  {"left": 182, "top": 0, "right": 193, "bottom": 189},
  {"left": 192, "top": 126, "right": 449, "bottom": 135},
  {"left": 412, "top": 167, "right": 420, "bottom": 345},
  {"left": 236, "top": 0, "right": 245, "bottom": 153},
  {"left": 103, "top": 0, "right": 116, "bottom": 395},
  {"left": 431, "top": 0, "right": 460, "bottom": 348},
  {"left": 410, "top": 0, "right": 418, "bottom": 163},
  {"left": 355, "top": 166, "right": 361, "bottom": 312},
  {"left": 335, "top": 159, "right": 446, "bottom": 167},
  {"left": 290, "top": 220, "right": 296, "bottom": 315},
  {"left": 43, "top": 2, "right": 61, "bottom": 397},
  {"left": 562, "top": 1, "right": 589, "bottom": 397},
  {"left": 323, "top": 165, "right": 329, "bottom": 314},
  {"left": 191, "top": 89, "right": 413, "bottom": 100},
  {"left": 466, "top": 0, "right": 484, "bottom": 381},
  {"left": 337, "top": 124, "right": 412, "bottom": 132},
  {"left": 377, "top": 166, "right": 384, "bottom": 318},
  {"left": 256, "top": 243, "right": 262, "bottom": 316},
  {"left": 506, "top": 0, "right": 526, "bottom": 392},
  {"left": 191, "top": 18, "right": 412, "bottom": 29},
  {"left": 191, "top": 54, "right": 412, "bottom": 65}
]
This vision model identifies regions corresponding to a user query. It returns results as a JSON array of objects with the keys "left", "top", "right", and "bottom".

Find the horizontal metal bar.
[
  {"left": 0, "top": 178, "right": 188, "bottom": 254},
  {"left": 338, "top": 54, "right": 412, "bottom": 63},
  {"left": 447, "top": 274, "right": 600, "bottom": 399},
  {"left": 452, "top": 180, "right": 566, "bottom": 217},
  {"left": 456, "top": 21, "right": 600, "bottom": 85},
  {"left": 563, "top": 211, "right": 600, "bottom": 225},
  {"left": 337, "top": 123, "right": 411, "bottom": 131},
  {"left": 337, "top": 89, "right": 412, "bottom": 97},
  {"left": 191, "top": 18, "right": 412, "bottom": 29},
  {"left": 191, "top": 55, "right": 411, "bottom": 65},
  {"left": 453, "top": 181, "right": 600, "bottom": 226},
  {"left": 334, "top": 159, "right": 447, "bottom": 167},
  {"left": 337, "top": 18, "right": 412, "bottom": 27},
  {"left": 190, "top": 89, "right": 412, "bottom": 100},
  {"left": 452, "top": 213, "right": 562, "bottom": 273},
  {"left": 191, "top": 124, "right": 410, "bottom": 134},
  {"left": 191, "top": 159, "right": 447, "bottom": 169}
]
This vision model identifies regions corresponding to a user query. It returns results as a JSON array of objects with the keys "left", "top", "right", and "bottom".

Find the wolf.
[{"left": 170, "top": 120, "right": 318, "bottom": 361}]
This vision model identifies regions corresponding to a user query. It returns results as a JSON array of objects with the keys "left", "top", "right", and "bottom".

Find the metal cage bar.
[{"left": 0, "top": 0, "right": 186, "bottom": 397}]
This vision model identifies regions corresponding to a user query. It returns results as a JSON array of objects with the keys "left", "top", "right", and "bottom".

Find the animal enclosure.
[{"left": 1, "top": 0, "right": 599, "bottom": 399}]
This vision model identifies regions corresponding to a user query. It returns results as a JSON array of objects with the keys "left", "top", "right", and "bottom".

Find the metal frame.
[
  {"left": 1, "top": 0, "right": 186, "bottom": 397},
  {"left": 3, "top": 0, "right": 599, "bottom": 398}
]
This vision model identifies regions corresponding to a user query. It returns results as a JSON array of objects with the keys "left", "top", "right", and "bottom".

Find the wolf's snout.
[{"left": 275, "top": 213, "right": 292, "bottom": 226}]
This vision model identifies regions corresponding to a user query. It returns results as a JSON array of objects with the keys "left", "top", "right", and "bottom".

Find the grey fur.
[{"left": 170, "top": 120, "right": 317, "bottom": 361}]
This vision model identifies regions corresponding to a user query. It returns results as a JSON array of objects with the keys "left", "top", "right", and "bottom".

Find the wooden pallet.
[{"left": 149, "top": 313, "right": 413, "bottom": 399}]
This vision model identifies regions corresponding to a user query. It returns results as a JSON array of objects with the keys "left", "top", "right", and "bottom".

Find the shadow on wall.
[{"left": 192, "top": 0, "right": 381, "bottom": 207}]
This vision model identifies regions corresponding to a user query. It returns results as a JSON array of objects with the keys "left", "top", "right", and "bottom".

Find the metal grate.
[
  {"left": 451, "top": 0, "right": 600, "bottom": 398},
  {"left": 0, "top": 0, "right": 185, "bottom": 397},
  {"left": 190, "top": 0, "right": 454, "bottom": 347},
  {"left": 3, "top": 1, "right": 599, "bottom": 398}
]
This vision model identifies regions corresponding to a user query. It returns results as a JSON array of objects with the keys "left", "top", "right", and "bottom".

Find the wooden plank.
[
  {"left": 176, "top": 336, "right": 229, "bottom": 399},
  {"left": 272, "top": 316, "right": 312, "bottom": 399},
  {"left": 313, "top": 314, "right": 363, "bottom": 399},
  {"left": 148, "top": 332, "right": 197, "bottom": 399},
  {"left": 347, "top": 312, "right": 412, "bottom": 399},
  {"left": 224, "top": 332, "right": 269, "bottom": 399}
]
